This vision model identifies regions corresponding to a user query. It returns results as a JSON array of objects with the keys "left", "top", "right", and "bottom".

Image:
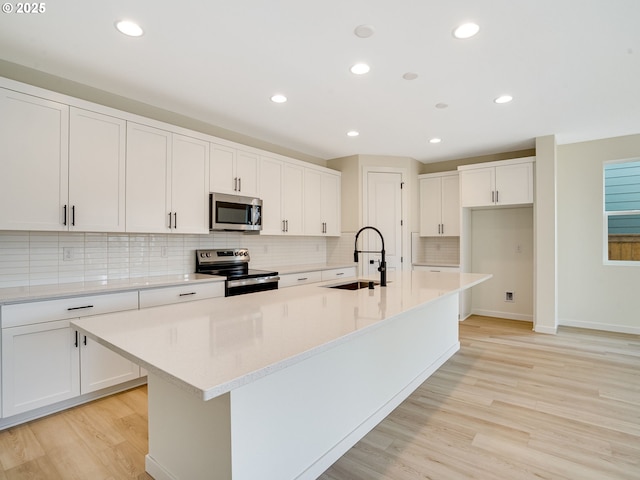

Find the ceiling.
[{"left": 1, "top": 0, "right": 639, "bottom": 164}]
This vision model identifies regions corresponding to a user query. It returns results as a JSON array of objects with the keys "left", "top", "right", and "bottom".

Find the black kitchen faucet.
[{"left": 353, "top": 226, "right": 387, "bottom": 287}]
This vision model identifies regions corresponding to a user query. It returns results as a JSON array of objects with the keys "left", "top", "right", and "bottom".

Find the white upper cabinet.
[
  {"left": 210, "top": 143, "right": 259, "bottom": 197},
  {"left": 0, "top": 88, "right": 69, "bottom": 231},
  {"left": 126, "top": 123, "right": 209, "bottom": 234},
  {"left": 126, "top": 122, "right": 172, "bottom": 233},
  {"left": 259, "top": 156, "right": 284, "bottom": 235},
  {"left": 282, "top": 163, "right": 305, "bottom": 235},
  {"left": 69, "top": 108, "right": 126, "bottom": 232},
  {"left": 304, "top": 169, "right": 341, "bottom": 236},
  {"left": 459, "top": 157, "right": 534, "bottom": 208},
  {"left": 258, "top": 156, "right": 305, "bottom": 235},
  {"left": 171, "top": 134, "right": 210, "bottom": 234},
  {"left": 419, "top": 172, "right": 460, "bottom": 237}
]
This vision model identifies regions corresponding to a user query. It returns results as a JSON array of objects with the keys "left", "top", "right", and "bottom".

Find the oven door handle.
[{"left": 226, "top": 275, "right": 280, "bottom": 289}]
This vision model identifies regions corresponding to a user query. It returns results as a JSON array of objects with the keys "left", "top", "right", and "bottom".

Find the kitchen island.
[{"left": 72, "top": 270, "right": 490, "bottom": 480}]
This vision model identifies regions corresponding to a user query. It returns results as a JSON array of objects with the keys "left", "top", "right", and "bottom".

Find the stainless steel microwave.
[{"left": 210, "top": 193, "right": 262, "bottom": 232}]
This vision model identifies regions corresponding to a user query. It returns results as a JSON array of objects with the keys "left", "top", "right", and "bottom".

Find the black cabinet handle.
[
  {"left": 174, "top": 212, "right": 177, "bottom": 229},
  {"left": 83, "top": 335, "right": 87, "bottom": 346},
  {"left": 71, "top": 205, "right": 75, "bottom": 226},
  {"left": 168, "top": 212, "right": 172, "bottom": 228},
  {"left": 179, "top": 292, "right": 196, "bottom": 297},
  {"left": 63, "top": 205, "right": 67, "bottom": 226},
  {"left": 74, "top": 330, "right": 78, "bottom": 348},
  {"left": 67, "top": 305, "right": 94, "bottom": 311}
]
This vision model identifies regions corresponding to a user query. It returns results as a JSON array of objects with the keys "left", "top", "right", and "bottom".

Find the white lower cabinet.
[
  {"left": 1, "top": 291, "right": 139, "bottom": 418},
  {"left": 279, "top": 267, "right": 356, "bottom": 288},
  {"left": 79, "top": 336, "right": 140, "bottom": 395},
  {"left": 1, "top": 320, "right": 80, "bottom": 417},
  {"left": 139, "top": 281, "right": 225, "bottom": 308},
  {"left": 279, "top": 271, "right": 323, "bottom": 288},
  {"left": 321, "top": 267, "right": 357, "bottom": 281}
]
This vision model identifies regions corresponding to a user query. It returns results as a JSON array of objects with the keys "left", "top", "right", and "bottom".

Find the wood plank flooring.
[{"left": 0, "top": 316, "right": 638, "bottom": 479}]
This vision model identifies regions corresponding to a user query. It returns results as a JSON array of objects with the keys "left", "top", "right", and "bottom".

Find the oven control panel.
[{"left": 196, "top": 248, "right": 250, "bottom": 265}]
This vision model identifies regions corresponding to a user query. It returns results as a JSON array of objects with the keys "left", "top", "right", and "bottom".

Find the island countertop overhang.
[{"left": 71, "top": 271, "right": 491, "bottom": 401}]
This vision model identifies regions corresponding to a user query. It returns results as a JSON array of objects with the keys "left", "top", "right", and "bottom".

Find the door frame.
[{"left": 361, "top": 166, "right": 410, "bottom": 273}]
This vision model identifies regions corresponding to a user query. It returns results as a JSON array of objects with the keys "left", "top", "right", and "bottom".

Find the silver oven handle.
[{"left": 227, "top": 275, "right": 280, "bottom": 288}]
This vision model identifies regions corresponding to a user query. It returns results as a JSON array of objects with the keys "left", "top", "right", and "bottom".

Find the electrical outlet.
[
  {"left": 63, "top": 247, "right": 73, "bottom": 261},
  {"left": 505, "top": 291, "right": 515, "bottom": 302}
]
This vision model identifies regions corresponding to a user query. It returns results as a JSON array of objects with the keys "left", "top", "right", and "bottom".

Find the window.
[{"left": 604, "top": 159, "right": 640, "bottom": 262}]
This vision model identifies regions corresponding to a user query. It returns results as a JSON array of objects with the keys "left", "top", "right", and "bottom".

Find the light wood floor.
[{"left": 1, "top": 316, "right": 638, "bottom": 479}]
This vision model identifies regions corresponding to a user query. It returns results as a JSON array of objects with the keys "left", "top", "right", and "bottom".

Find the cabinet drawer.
[
  {"left": 1, "top": 291, "right": 139, "bottom": 328},
  {"left": 139, "top": 282, "right": 224, "bottom": 308},
  {"left": 278, "top": 271, "right": 323, "bottom": 288},
  {"left": 413, "top": 265, "right": 461, "bottom": 273},
  {"left": 321, "top": 267, "right": 357, "bottom": 281}
]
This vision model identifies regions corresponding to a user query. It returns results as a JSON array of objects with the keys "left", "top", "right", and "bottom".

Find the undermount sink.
[{"left": 327, "top": 280, "right": 380, "bottom": 290}]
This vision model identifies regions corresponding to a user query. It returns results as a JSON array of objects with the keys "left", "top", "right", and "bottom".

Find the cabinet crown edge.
[{"left": 457, "top": 156, "right": 535, "bottom": 172}]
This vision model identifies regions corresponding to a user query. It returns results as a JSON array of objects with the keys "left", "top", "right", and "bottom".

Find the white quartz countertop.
[
  {"left": 72, "top": 270, "right": 490, "bottom": 401},
  {"left": 0, "top": 274, "right": 225, "bottom": 304}
]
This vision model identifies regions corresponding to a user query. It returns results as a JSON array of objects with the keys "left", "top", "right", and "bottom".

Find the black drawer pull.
[
  {"left": 67, "top": 305, "right": 94, "bottom": 311},
  {"left": 298, "top": 277, "right": 308, "bottom": 281},
  {"left": 179, "top": 292, "right": 196, "bottom": 297}
]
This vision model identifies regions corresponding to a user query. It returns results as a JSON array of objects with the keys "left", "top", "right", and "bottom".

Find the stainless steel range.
[{"left": 195, "top": 248, "right": 279, "bottom": 297}]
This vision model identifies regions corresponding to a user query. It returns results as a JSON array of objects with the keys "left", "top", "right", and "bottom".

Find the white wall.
[
  {"left": 557, "top": 134, "right": 640, "bottom": 333},
  {"left": 470, "top": 207, "right": 534, "bottom": 321}
]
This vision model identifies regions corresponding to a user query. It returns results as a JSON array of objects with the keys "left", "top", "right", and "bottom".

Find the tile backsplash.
[
  {"left": 0, "top": 231, "right": 332, "bottom": 288},
  {"left": 411, "top": 233, "right": 460, "bottom": 266}
]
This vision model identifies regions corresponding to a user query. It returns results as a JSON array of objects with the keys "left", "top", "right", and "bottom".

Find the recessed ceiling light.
[
  {"left": 402, "top": 72, "right": 418, "bottom": 81},
  {"left": 494, "top": 95, "right": 513, "bottom": 104},
  {"left": 270, "top": 94, "right": 287, "bottom": 103},
  {"left": 350, "top": 63, "right": 370, "bottom": 75},
  {"left": 354, "top": 24, "right": 375, "bottom": 38},
  {"left": 115, "top": 20, "right": 144, "bottom": 37},
  {"left": 453, "top": 22, "right": 479, "bottom": 39},
  {"left": 429, "top": 138, "right": 442, "bottom": 144},
  {"left": 435, "top": 103, "right": 449, "bottom": 109},
  {"left": 347, "top": 131, "right": 360, "bottom": 137}
]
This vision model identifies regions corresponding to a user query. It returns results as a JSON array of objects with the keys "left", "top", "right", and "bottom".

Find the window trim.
[{"left": 603, "top": 158, "right": 640, "bottom": 266}]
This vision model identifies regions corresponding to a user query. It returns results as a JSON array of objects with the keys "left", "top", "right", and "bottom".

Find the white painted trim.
[
  {"left": 559, "top": 318, "right": 640, "bottom": 335},
  {"left": 534, "top": 324, "right": 558, "bottom": 334},
  {"left": 471, "top": 308, "right": 534, "bottom": 323}
]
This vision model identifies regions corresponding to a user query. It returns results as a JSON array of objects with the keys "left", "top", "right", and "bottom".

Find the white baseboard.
[
  {"left": 471, "top": 309, "right": 533, "bottom": 323},
  {"left": 559, "top": 318, "right": 640, "bottom": 335}
]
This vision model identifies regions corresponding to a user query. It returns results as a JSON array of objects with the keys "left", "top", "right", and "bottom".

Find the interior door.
[{"left": 364, "top": 171, "right": 403, "bottom": 278}]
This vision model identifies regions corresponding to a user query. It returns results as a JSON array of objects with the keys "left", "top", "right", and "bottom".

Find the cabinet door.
[
  {"left": 459, "top": 168, "right": 495, "bottom": 207},
  {"left": 80, "top": 336, "right": 139, "bottom": 394},
  {"left": 419, "top": 177, "right": 443, "bottom": 236},
  {"left": 171, "top": 134, "right": 209, "bottom": 234},
  {"left": 304, "top": 169, "right": 323, "bottom": 235},
  {"left": 236, "top": 150, "right": 259, "bottom": 196},
  {"left": 440, "top": 174, "right": 460, "bottom": 236},
  {"left": 0, "top": 88, "right": 69, "bottom": 231},
  {"left": 495, "top": 162, "right": 533, "bottom": 205},
  {"left": 259, "top": 157, "right": 284, "bottom": 235},
  {"left": 69, "top": 108, "right": 126, "bottom": 232},
  {"left": 282, "top": 163, "right": 305, "bottom": 235},
  {"left": 2, "top": 320, "right": 80, "bottom": 417},
  {"left": 321, "top": 173, "right": 341, "bottom": 236},
  {"left": 209, "top": 143, "right": 236, "bottom": 194},
  {"left": 126, "top": 122, "right": 172, "bottom": 232}
]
